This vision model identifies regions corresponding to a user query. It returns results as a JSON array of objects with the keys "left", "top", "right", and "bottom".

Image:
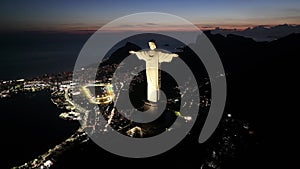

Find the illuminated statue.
[{"left": 129, "top": 40, "right": 178, "bottom": 102}]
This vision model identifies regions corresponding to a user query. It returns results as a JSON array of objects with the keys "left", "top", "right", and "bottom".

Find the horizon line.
[{"left": 1, "top": 23, "right": 299, "bottom": 34}]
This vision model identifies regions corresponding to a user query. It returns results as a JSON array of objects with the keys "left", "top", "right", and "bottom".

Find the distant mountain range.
[{"left": 211, "top": 24, "right": 300, "bottom": 41}]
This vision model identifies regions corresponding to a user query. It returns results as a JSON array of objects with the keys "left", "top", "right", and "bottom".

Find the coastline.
[{"left": 0, "top": 76, "right": 79, "bottom": 169}]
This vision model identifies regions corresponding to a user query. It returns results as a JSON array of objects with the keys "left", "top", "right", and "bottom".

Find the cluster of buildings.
[{"left": 0, "top": 72, "right": 73, "bottom": 98}]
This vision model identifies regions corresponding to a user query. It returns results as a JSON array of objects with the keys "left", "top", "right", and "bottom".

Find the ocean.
[
  {"left": 0, "top": 90, "right": 79, "bottom": 168},
  {"left": 0, "top": 32, "right": 90, "bottom": 80}
]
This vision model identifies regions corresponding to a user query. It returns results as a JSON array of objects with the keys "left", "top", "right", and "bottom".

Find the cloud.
[{"left": 145, "top": 23, "right": 159, "bottom": 26}]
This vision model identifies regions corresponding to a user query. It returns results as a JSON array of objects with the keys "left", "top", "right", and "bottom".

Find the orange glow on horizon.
[
  {"left": 2, "top": 23, "right": 299, "bottom": 34},
  {"left": 62, "top": 23, "right": 299, "bottom": 34}
]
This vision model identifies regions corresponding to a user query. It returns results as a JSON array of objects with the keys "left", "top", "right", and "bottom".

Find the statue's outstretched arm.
[
  {"left": 129, "top": 51, "right": 137, "bottom": 54},
  {"left": 159, "top": 52, "right": 179, "bottom": 63},
  {"left": 170, "top": 53, "right": 179, "bottom": 57}
]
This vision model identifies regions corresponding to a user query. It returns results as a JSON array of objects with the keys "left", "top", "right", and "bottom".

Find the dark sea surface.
[
  {"left": 0, "top": 32, "right": 87, "bottom": 168},
  {"left": 0, "top": 32, "right": 184, "bottom": 79},
  {"left": 0, "top": 91, "right": 79, "bottom": 168},
  {"left": 0, "top": 32, "right": 90, "bottom": 80}
]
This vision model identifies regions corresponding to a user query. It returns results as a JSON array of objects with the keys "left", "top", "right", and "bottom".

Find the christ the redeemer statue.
[{"left": 129, "top": 40, "right": 178, "bottom": 103}]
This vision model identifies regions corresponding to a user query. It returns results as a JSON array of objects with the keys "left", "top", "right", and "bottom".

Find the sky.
[{"left": 0, "top": 0, "right": 300, "bottom": 31}]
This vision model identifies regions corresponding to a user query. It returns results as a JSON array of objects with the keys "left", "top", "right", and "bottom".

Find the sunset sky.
[{"left": 0, "top": 0, "right": 299, "bottom": 32}]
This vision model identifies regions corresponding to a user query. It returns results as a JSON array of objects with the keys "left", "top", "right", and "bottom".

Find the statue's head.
[{"left": 148, "top": 39, "right": 156, "bottom": 50}]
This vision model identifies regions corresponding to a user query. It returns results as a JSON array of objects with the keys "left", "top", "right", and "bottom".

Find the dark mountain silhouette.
[
  {"left": 100, "top": 42, "right": 141, "bottom": 66},
  {"left": 203, "top": 31, "right": 298, "bottom": 169},
  {"left": 211, "top": 24, "right": 300, "bottom": 41}
]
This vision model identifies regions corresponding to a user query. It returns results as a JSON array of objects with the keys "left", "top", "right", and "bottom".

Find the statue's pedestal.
[
  {"left": 135, "top": 100, "right": 166, "bottom": 123},
  {"left": 143, "top": 100, "right": 158, "bottom": 111}
]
